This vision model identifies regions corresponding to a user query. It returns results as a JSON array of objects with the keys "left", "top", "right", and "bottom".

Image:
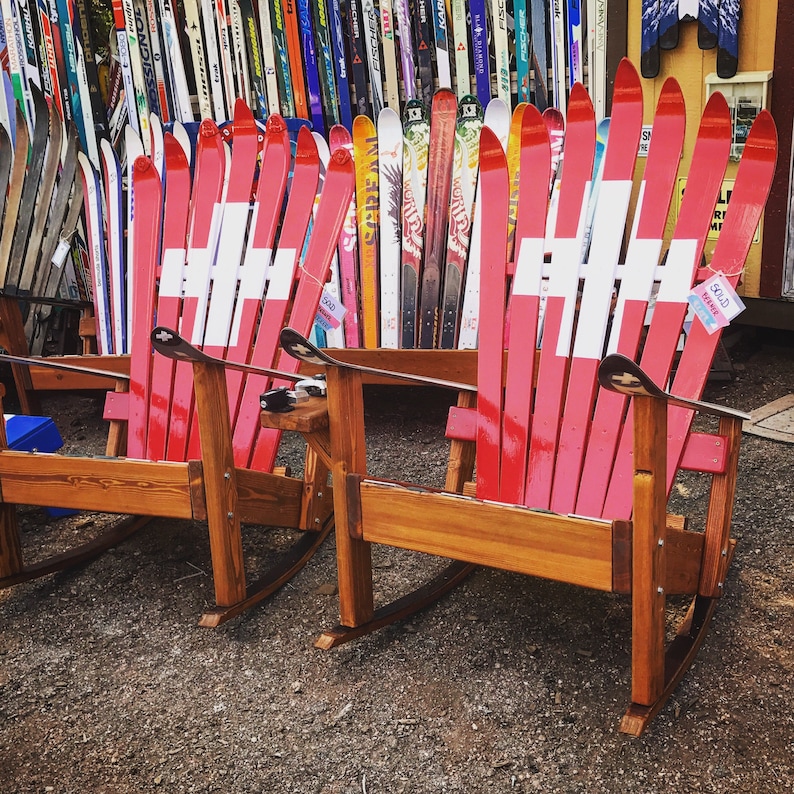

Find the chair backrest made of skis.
[
  {"left": 447, "top": 59, "right": 776, "bottom": 522},
  {"left": 102, "top": 99, "right": 354, "bottom": 471}
]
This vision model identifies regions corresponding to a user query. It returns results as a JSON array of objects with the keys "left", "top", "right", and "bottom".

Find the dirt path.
[{"left": 1, "top": 328, "right": 792, "bottom": 792}]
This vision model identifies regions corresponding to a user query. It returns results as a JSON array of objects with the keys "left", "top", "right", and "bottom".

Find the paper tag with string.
[
  {"left": 315, "top": 288, "right": 346, "bottom": 332},
  {"left": 687, "top": 272, "right": 745, "bottom": 335},
  {"left": 52, "top": 238, "right": 71, "bottom": 268}
]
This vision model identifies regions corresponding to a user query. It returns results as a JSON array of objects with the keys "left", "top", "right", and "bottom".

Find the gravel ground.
[{"left": 0, "top": 327, "right": 792, "bottom": 793}]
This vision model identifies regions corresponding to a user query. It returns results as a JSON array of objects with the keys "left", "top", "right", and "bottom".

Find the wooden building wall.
[{"left": 625, "top": 0, "right": 779, "bottom": 300}]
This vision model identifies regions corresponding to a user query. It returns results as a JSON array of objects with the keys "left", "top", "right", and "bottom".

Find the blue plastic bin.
[{"left": 4, "top": 414, "right": 77, "bottom": 517}]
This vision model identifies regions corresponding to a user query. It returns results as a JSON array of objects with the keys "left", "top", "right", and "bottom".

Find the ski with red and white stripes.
[
  {"left": 146, "top": 131, "right": 192, "bottom": 463},
  {"left": 550, "top": 58, "right": 643, "bottom": 515},
  {"left": 601, "top": 88, "right": 734, "bottom": 518},
  {"left": 247, "top": 141, "right": 355, "bottom": 473},
  {"left": 418, "top": 88, "right": 457, "bottom": 348},
  {"left": 575, "top": 76, "right": 686, "bottom": 518},
  {"left": 231, "top": 125, "right": 320, "bottom": 465},
  {"left": 524, "top": 82, "right": 595, "bottom": 510}
]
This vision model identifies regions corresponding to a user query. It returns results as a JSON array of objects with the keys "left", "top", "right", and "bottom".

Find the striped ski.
[
  {"left": 607, "top": 107, "right": 776, "bottom": 519},
  {"left": 550, "top": 59, "right": 643, "bottom": 515},
  {"left": 599, "top": 91, "right": 733, "bottom": 515},
  {"left": 224, "top": 113, "right": 291, "bottom": 426},
  {"left": 575, "top": 76, "right": 686, "bottom": 518},
  {"left": 523, "top": 83, "right": 595, "bottom": 509},
  {"left": 165, "top": 120, "right": 226, "bottom": 462},
  {"left": 530, "top": 0, "right": 549, "bottom": 111}
]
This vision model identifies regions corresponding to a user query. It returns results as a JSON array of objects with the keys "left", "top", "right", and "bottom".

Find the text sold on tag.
[
  {"left": 315, "top": 288, "right": 347, "bottom": 332},
  {"left": 687, "top": 273, "right": 745, "bottom": 335}
]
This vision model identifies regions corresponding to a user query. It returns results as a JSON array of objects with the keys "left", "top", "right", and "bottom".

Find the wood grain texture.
[
  {"left": 326, "top": 366, "right": 374, "bottom": 627},
  {"left": 630, "top": 395, "right": 668, "bottom": 707}
]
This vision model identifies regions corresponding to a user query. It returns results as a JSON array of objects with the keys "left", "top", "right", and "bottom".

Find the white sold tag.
[
  {"left": 315, "top": 288, "right": 347, "bottom": 332},
  {"left": 52, "top": 238, "right": 71, "bottom": 268},
  {"left": 687, "top": 273, "right": 746, "bottom": 335}
]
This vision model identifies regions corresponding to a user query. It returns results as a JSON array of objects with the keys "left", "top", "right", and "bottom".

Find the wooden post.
[
  {"left": 0, "top": 386, "right": 23, "bottom": 578},
  {"left": 326, "top": 366, "right": 374, "bottom": 627},
  {"left": 630, "top": 395, "right": 668, "bottom": 707},
  {"left": 192, "top": 360, "right": 246, "bottom": 607},
  {"left": 445, "top": 391, "right": 477, "bottom": 493}
]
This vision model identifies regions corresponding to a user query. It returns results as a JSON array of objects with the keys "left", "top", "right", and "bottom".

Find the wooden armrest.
[
  {"left": 598, "top": 354, "right": 749, "bottom": 422},
  {"left": 279, "top": 327, "right": 477, "bottom": 392},
  {"left": 0, "top": 351, "right": 131, "bottom": 381}
]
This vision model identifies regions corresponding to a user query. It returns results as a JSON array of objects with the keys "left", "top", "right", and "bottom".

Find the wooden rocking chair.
[
  {"left": 0, "top": 102, "right": 354, "bottom": 626},
  {"left": 275, "top": 62, "right": 778, "bottom": 734}
]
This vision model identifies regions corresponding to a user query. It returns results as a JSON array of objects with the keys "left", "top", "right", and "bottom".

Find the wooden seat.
[
  {"left": 276, "top": 62, "right": 778, "bottom": 734},
  {"left": 0, "top": 100, "right": 354, "bottom": 626}
]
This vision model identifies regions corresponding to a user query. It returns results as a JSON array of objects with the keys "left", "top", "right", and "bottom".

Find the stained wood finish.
[{"left": 326, "top": 366, "right": 374, "bottom": 628}]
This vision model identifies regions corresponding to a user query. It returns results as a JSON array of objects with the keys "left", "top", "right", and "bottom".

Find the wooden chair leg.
[
  {"left": 192, "top": 360, "right": 247, "bottom": 609},
  {"left": 323, "top": 366, "right": 374, "bottom": 632},
  {"left": 629, "top": 395, "right": 668, "bottom": 709}
]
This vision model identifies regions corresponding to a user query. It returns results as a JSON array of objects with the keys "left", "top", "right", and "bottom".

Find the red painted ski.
[
  {"left": 575, "top": 77, "right": 686, "bottom": 517},
  {"left": 231, "top": 125, "right": 320, "bottom": 468},
  {"left": 125, "top": 156, "right": 163, "bottom": 459},
  {"left": 146, "top": 132, "right": 192, "bottom": 463},
  {"left": 524, "top": 83, "right": 595, "bottom": 510},
  {"left": 606, "top": 108, "right": 777, "bottom": 519},
  {"left": 166, "top": 119, "right": 227, "bottom": 462},
  {"left": 224, "top": 113, "right": 291, "bottom": 425},
  {"left": 475, "top": 125, "right": 510, "bottom": 501},
  {"left": 550, "top": 60, "right": 644, "bottom": 515},
  {"left": 250, "top": 146, "right": 356, "bottom": 470},
  {"left": 498, "top": 105, "right": 551, "bottom": 504},
  {"left": 601, "top": 91, "right": 734, "bottom": 518}
]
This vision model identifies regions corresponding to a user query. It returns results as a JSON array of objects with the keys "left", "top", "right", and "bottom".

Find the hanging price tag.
[
  {"left": 687, "top": 272, "right": 745, "bottom": 335},
  {"left": 315, "top": 288, "right": 347, "bottom": 332},
  {"left": 52, "top": 238, "right": 71, "bottom": 268}
]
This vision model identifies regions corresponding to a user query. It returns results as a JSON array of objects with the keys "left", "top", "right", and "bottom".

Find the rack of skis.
[
  {"left": 2, "top": 79, "right": 587, "bottom": 355},
  {"left": 0, "top": 0, "right": 618, "bottom": 170}
]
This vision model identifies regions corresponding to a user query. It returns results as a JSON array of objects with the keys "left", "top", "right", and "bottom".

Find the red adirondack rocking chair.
[
  {"left": 274, "top": 62, "right": 777, "bottom": 734},
  {"left": 0, "top": 102, "right": 354, "bottom": 626}
]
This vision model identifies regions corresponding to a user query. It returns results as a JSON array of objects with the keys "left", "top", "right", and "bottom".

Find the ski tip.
[
  {"left": 566, "top": 83, "right": 595, "bottom": 126},
  {"left": 353, "top": 114, "right": 377, "bottom": 137},
  {"left": 199, "top": 118, "right": 221, "bottom": 139},
  {"left": 744, "top": 110, "right": 778, "bottom": 158},
  {"left": 521, "top": 104, "right": 550, "bottom": 148},
  {"left": 479, "top": 125, "right": 508, "bottom": 167},
  {"left": 151, "top": 326, "right": 186, "bottom": 358},
  {"left": 132, "top": 155, "right": 156, "bottom": 178},
  {"left": 613, "top": 59, "right": 643, "bottom": 105},
  {"left": 280, "top": 327, "right": 331, "bottom": 367},
  {"left": 266, "top": 113, "right": 287, "bottom": 135},
  {"left": 657, "top": 77, "right": 686, "bottom": 114},
  {"left": 296, "top": 125, "right": 320, "bottom": 161}
]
